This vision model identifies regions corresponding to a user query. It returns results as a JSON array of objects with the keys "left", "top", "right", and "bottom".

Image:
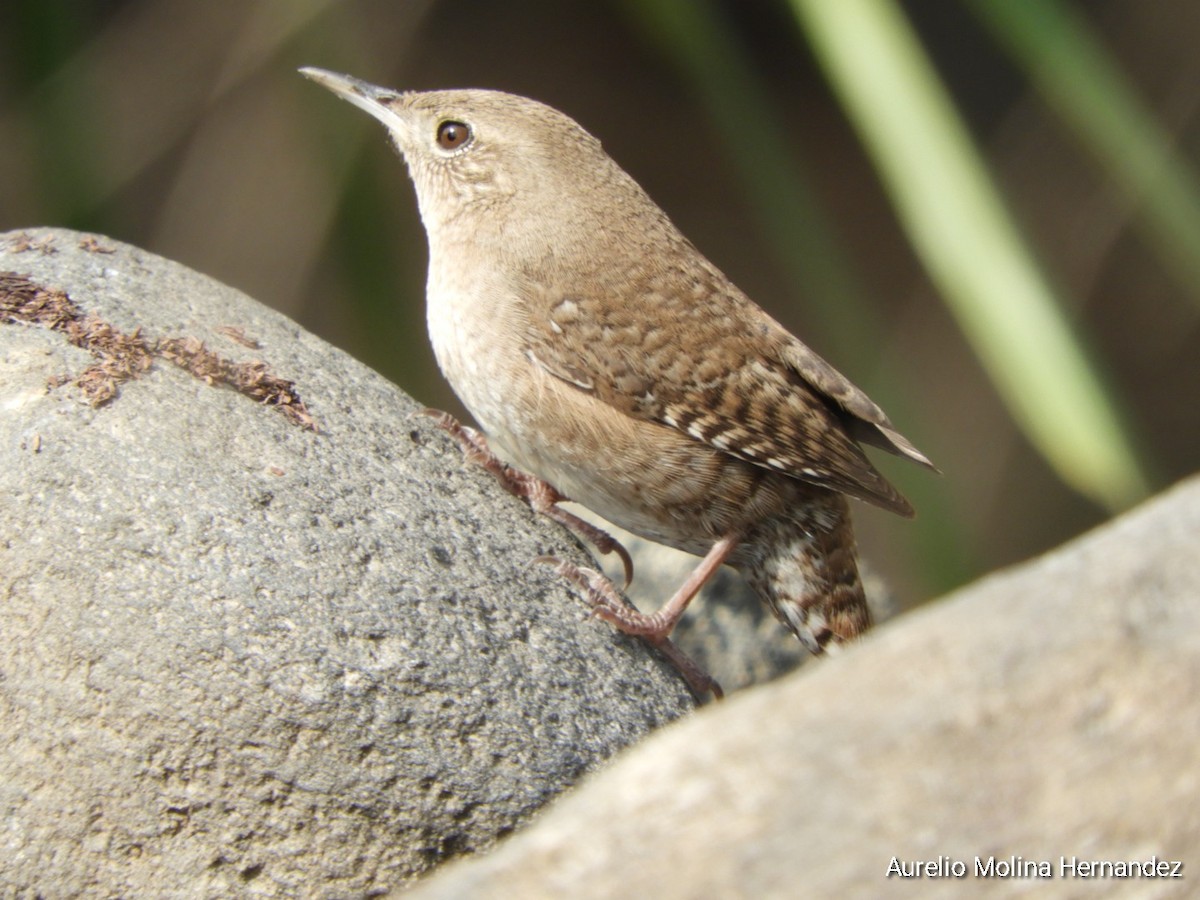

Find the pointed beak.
[{"left": 299, "top": 67, "right": 407, "bottom": 132}]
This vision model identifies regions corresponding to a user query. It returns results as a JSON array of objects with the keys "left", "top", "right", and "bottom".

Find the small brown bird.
[{"left": 302, "top": 68, "right": 936, "bottom": 696}]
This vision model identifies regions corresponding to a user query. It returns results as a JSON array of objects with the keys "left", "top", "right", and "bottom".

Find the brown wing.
[{"left": 520, "top": 256, "right": 933, "bottom": 518}]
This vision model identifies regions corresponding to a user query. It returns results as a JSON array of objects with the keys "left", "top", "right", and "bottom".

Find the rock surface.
[
  {"left": 407, "top": 475, "right": 1200, "bottom": 899},
  {"left": 0, "top": 228, "right": 695, "bottom": 897}
]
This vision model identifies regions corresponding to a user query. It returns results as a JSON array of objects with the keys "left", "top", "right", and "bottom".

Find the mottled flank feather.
[{"left": 523, "top": 249, "right": 928, "bottom": 517}]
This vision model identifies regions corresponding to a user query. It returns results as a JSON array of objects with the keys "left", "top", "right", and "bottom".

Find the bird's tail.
[{"left": 737, "top": 491, "right": 872, "bottom": 654}]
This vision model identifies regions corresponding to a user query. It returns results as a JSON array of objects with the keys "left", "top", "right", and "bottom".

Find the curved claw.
[
  {"left": 606, "top": 539, "right": 635, "bottom": 591},
  {"left": 411, "top": 406, "right": 450, "bottom": 423},
  {"left": 532, "top": 554, "right": 565, "bottom": 571},
  {"left": 654, "top": 637, "right": 724, "bottom": 700},
  {"left": 540, "top": 509, "right": 634, "bottom": 589},
  {"left": 535, "top": 555, "right": 620, "bottom": 607},
  {"left": 532, "top": 555, "right": 603, "bottom": 589}
]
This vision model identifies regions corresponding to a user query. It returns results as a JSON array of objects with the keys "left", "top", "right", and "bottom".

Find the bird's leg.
[
  {"left": 539, "top": 533, "right": 742, "bottom": 699},
  {"left": 566, "top": 534, "right": 740, "bottom": 638},
  {"left": 419, "top": 408, "right": 634, "bottom": 588}
]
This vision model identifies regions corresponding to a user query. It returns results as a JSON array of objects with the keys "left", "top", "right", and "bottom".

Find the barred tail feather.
[{"left": 737, "top": 491, "right": 871, "bottom": 653}]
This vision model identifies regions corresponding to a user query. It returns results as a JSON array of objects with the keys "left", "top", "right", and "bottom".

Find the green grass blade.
[
  {"left": 970, "top": 0, "right": 1200, "bottom": 308},
  {"left": 790, "top": 0, "right": 1151, "bottom": 511}
]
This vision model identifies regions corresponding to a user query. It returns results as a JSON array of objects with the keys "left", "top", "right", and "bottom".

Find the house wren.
[{"left": 301, "top": 68, "right": 935, "bottom": 696}]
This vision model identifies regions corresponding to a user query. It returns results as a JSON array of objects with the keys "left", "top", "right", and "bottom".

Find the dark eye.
[{"left": 436, "top": 120, "right": 471, "bottom": 151}]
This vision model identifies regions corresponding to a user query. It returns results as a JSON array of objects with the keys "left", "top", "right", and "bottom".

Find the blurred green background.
[{"left": 2, "top": 0, "right": 1198, "bottom": 608}]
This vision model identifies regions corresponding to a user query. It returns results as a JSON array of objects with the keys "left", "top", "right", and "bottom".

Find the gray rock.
[
  {"left": 0, "top": 228, "right": 694, "bottom": 897},
  {"left": 407, "top": 475, "right": 1200, "bottom": 899}
]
